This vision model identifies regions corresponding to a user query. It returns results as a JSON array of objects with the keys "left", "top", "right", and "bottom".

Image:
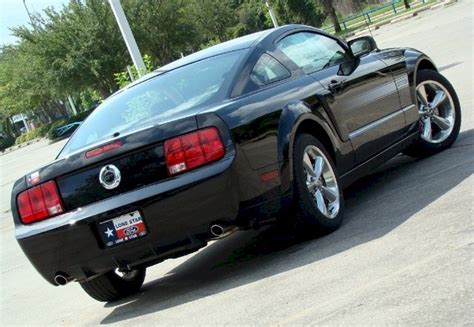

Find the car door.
[{"left": 274, "top": 31, "right": 405, "bottom": 164}]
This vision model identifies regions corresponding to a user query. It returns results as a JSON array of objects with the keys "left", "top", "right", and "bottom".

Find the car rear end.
[
  {"left": 11, "top": 49, "right": 249, "bottom": 285},
  {"left": 12, "top": 113, "right": 240, "bottom": 285}
]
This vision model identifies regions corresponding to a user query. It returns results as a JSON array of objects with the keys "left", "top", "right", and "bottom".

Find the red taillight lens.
[
  {"left": 164, "top": 127, "right": 225, "bottom": 175},
  {"left": 17, "top": 180, "right": 64, "bottom": 224}
]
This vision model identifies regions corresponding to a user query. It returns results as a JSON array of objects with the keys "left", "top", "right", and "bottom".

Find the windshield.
[{"left": 59, "top": 50, "right": 245, "bottom": 157}]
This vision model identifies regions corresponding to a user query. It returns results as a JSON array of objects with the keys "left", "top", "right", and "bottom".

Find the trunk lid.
[{"left": 37, "top": 116, "right": 198, "bottom": 211}]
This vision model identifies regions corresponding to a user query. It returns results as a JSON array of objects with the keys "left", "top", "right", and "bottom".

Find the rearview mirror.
[{"left": 348, "top": 36, "right": 378, "bottom": 57}]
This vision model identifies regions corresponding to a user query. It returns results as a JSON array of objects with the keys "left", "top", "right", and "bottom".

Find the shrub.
[
  {"left": 15, "top": 128, "right": 43, "bottom": 144},
  {"left": 46, "top": 109, "right": 94, "bottom": 140},
  {"left": 46, "top": 119, "right": 67, "bottom": 140},
  {"left": 0, "top": 136, "right": 15, "bottom": 151},
  {"left": 13, "top": 109, "right": 95, "bottom": 144}
]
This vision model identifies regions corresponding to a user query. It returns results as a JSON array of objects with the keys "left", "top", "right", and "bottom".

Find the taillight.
[
  {"left": 17, "top": 180, "right": 64, "bottom": 224},
  {"left": 164, "top": 127, "right": 225, "bottom": 175},
  {"left": 85, "top": 140, "right": 122, "bottom": 158}
]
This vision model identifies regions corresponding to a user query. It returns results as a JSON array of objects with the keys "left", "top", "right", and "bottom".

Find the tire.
[
  {"left": 404, "top": 69, "right": 461, "bottom": 157},
  {"left": 79, "top": 268, "right": 146, "bottom": 302},
  {"left": 292, "top": 134, "right": 344, "bottom": 236}
]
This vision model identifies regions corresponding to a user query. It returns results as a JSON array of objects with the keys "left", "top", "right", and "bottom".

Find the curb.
[
  {"left": 430, "top": 0, "right": 456, "bottom": 10},
  {"left": 351, "top": 0, "right": 456, "bottom": 37},
  {"left": 390, "top": 11, "right": 420, "bottom": 24},
  {"left": 0, "top": 138, "right": 44, "bottom": 156}
]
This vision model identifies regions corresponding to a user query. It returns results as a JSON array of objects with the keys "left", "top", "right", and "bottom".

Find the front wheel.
[
  {"left": 292, "top": 134, "right": 344, "bottom": 236},
  {"left": 79, "top": 268, "right": 146, "bottom": 302},
  {"left": 404, "top": 69, "right": 461, "bottom": 157}
]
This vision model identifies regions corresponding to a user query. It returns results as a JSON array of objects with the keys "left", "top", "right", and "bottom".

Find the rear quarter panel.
[{"left": 212, "top": 74, "right": 354, "bottom": 197}]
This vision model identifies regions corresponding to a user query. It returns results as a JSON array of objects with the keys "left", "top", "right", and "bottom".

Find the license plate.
[{"left": 98, "top": 211, "right": 148, "bottom": 247}]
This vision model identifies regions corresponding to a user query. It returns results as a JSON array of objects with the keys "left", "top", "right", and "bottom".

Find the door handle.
[{"left": 328, "top": 80, "right": 344, "bottom": 94}]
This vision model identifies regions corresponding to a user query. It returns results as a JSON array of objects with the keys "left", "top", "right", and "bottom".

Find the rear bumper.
[{"left": 16, "top": 153, "right": 239, "bottom": 285}]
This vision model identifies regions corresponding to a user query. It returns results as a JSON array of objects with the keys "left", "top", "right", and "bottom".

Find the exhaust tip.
[
  {"left": 210, "top": 224, "right": 225, "bottom": 237},
  {"left": 54, "top": 274, "right": 69, "bottom": 286}
]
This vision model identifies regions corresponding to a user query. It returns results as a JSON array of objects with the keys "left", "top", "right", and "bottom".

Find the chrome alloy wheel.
[
  {"left": 302, "top": 145, "right": 340, "bottom": 219},
  {"left": 416, "top": 80, "right": 455, "bottom": 144}
]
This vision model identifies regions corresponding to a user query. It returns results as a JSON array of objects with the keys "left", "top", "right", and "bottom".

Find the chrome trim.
[
  {"left": 99, "top": 164, "right": 121, "bottom": 190},
  {"left": 402, "top": 104, "right": 416, "bottom": 113},
  {"left": 349, "top": 109, "right": 405, "bottom": 139}
]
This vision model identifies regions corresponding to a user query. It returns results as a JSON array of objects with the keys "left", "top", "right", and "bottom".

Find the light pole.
[
  {"left": 265, "top": 1, "right": 279, "bottom": 28},
  {"left": 108, "top": 0, "right": 146, "bottom": 77},
  {"left": 22, "top": 0, "right": 34, "bottom": 26}
]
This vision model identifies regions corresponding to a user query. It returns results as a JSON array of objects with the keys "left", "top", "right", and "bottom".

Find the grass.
[{"left": 324, "top": 0, "right": 436, "bottom": 36}]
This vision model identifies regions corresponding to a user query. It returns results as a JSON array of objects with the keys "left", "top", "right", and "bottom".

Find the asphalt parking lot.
[{"left": 1, "top": 2, "right": 473, "bottom": 325}]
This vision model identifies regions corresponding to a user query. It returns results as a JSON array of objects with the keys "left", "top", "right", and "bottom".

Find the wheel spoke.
[
  {"left": 416, "top": 85, "right": 429, "bottom": 107},
  {"left": 430, "top": 90, "right": 447, "bottom": 109},
  {"left": 319, "top": 185, "right": 337, "bottom": 202},
  {"left": 315, "top": 190, "right": 328, "bottom": 216},
  {"left": 313, "top": 156, "right": 324, "bottom": 179},
  {"left": 431, "top": 114, "right": 451, "bottom": 131},
  {"left": 303, "top": 153, "right": 316, "bottom": 177},
  {"left": 306, "top": 181, "right": 317, "bottom": 193},
  {"left": 421, "top": 117, "right": 432, "bottom": 141}
]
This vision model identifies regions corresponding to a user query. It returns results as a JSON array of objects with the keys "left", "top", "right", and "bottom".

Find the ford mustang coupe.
[{"left": 11, "top": 25, "right": 461, "bottom": 302}]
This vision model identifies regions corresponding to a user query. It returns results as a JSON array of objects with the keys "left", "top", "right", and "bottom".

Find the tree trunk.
[
  {"left": 403, "top": 0, "right": 410, "bottom": 9},
  {"left": 41, "top": 102, "right": 56, "bottom": 123},
  {"left": 323, "top": 0, "right": 342, "bottom": 33},
  {"left": 51, "top": 100, "right": 69, "bottom": 118},
  {"left": 97, "top": 83, "right": 112, "bottom": 99}
]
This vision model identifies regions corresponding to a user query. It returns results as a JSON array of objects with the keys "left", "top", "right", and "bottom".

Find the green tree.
[
  {"left": 187, "top": 0, "right": 239, "bottom": 45},
  {"left": 13, "top": 0, "right": 129, "bottom": 98},
  {"left": 319, "top": 0, "right": 342, "bottom": 33},
  {"left": 232, "top": 0, "right": 272, "bottom": 37},
  {"left": 270, "top": 0, "right": 324, "bottom": 27},
  {"left": 123, "top": 0, "right": 200, "bottom": 66}
]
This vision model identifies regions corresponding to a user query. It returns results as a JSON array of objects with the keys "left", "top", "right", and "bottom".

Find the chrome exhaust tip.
[
  {"left": 54, "top": 274, "right": 70, "bottom": 286},
  {"left": 210, "top": 223, "right": 236, "bottom": 238},
  {"left": 210, "top": 224, "right": 225, "bottom": 237}
]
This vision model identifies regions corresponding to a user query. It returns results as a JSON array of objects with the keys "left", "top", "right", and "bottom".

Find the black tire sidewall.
[
  {"left": 108, "top": 268, "right": 146, "bottom": 296},
  {"left": 293, "top": 134, "right": 344, "bottom": 234},
  {"left": 80, "top": 268, "right": 146, "bottom": 302}
]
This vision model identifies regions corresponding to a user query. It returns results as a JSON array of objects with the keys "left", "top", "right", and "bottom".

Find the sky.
[{"left": 0, "top": 0, "right": 67, "bottom": 46}]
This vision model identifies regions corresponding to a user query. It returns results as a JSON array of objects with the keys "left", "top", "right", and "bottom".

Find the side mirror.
[{"left": 348, "top": 36, "right": 378, "bottom": 57}]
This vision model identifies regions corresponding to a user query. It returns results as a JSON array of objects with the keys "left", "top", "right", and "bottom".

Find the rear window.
[{"left": 59, "top": 50, "right": 245, "bottom": 157}]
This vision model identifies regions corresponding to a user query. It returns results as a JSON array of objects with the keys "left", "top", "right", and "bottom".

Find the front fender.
[{"left": 403, "top": 48, "right": 438, "bottom": 103}]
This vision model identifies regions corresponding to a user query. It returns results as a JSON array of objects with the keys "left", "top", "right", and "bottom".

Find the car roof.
[
  {"left": 159, "top": 29, "right": 275, "bottom": 72},
  {"left": 122, "top": 24, "right": 319, "bottom": 92}
]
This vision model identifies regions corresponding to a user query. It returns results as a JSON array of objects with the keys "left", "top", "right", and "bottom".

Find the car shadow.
[{"left": 100, "top": 129, "right": 473, "bottom": 324}]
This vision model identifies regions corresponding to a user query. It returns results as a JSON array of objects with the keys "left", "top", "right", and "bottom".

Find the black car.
[{"left": 11, "top": 25, "right": 461, "bottom": 302}]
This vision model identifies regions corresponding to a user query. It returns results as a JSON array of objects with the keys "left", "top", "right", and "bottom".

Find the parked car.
[
  {"left": 11, "top": 25, "right": 461, "bottom": 302},
  {"left": 51, "top": 122, "right": 82, "bottom": 140}
]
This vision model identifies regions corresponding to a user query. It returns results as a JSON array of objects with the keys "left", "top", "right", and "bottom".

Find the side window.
[
  {"left": 276, "top": 32, "right": 351, "bottom": 73},
  {"left": 249, "top": 54, "right": 290, "bottom": 87}
]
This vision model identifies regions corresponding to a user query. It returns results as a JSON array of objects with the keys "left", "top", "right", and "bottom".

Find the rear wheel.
[
  {"left": 404, "top": 69, "right": 461, "bottom": 157},
  {"left": 79, "top": 268, "right": 146, "bottom": 302},
  {"left": 292, "top": 134, "right": 344, "bottom": 236}
]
